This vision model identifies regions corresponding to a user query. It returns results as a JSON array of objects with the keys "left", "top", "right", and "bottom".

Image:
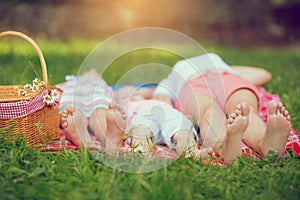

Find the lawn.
[{"left": 0, "top": 37, "right": 300, "bottom": 200}]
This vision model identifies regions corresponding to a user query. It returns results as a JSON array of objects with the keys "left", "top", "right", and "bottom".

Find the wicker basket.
[{"left": 0, "top": 31, "right": 62, "bottom": 148}]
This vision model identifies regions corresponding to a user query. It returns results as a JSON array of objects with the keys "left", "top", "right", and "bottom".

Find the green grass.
[{"left": 0, "top": 38, "right": 300, "bottom": 200}]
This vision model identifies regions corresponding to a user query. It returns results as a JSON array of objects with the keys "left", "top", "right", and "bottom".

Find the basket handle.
[{"left": 0, "top": 31, "right": 48, "bottom": 84}]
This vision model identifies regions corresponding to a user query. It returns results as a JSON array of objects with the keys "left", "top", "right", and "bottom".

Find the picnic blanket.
[{"left": 41, "top": 86, "right": 300, "bottom": 160}]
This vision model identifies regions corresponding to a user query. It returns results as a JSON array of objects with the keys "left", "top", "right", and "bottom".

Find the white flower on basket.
[
  {"left": 51, "top": 89, "right": 60, "bottom": 100},
  {"left": 17, "top": 89, "right": 27, "bottom": 96},
  {"left": 31, "top": 84, "right": 39, "bottom": 93},
  {"left": 43, "top": 94, "right": 55, "bottom": 105},
  {"left": 39, "top": 80, "right": 45, "bottom": 86},
  {"left": 23, "top": 83, "right": 32, "bottom": 90},
  {"left": 32, "top": 78, "right": 40, "bottom": 86},
  {"left": 15, "top": 78, "right": 45, "bottom": 96}
]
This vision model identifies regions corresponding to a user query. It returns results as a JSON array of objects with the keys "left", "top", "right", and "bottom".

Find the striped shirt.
[{"left": 57, "top": 75, "right": 114, "bottom": 118}]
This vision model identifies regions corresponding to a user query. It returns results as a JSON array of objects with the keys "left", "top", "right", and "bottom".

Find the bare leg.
[
  {"left": 225, "top": 89, "right": 266, "bottom": 152},
  {"left": 221, "top": 102, "right": 250, "bottom": 165},
  {"left": 81, "top": 68, "right": 108, "bottom": 143},
  {"left": 89, "top": 108, "right": 108, "bottom": 146},
  {"left": 184, "top": 95, "right": 227, "bottom": 154},
  {"left": 60, "top": 105, "right": 94, "bottom": 147},
  {"left": 105, "top": 102, "right": 127, "bottom": 154},
  {"left": 172, "top": 130, "right": 212, "bottom": 159},
  {"left": 129, "top": 125, "right": 154, "bottom": 153},
  {"left": 231, "top": 66, "right": 272, "bottom": 86},
  {"left": 260, "top": 100, "right": 291, "bottom": 157}
]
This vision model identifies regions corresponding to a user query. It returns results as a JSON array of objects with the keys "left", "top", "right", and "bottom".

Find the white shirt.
[{"left": 153, "top": 53, "right": 237, "bottom": 102}]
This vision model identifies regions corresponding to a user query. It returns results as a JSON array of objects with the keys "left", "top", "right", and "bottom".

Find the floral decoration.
[
  {"left": 43, "top": 89, "right": 60, "bottom": 107},
  {"left": 15, "top": 78, "right": 45, "bottom": 97},
  {"left": 15, "top": 78, "right": 61, "bottom": 108}
]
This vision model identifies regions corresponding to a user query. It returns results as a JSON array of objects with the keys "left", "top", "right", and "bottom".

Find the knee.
[{"left": 226, "top": 89, "right": 259, "bottom": 113}]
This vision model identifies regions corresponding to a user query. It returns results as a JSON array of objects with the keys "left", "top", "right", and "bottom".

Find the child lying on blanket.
[
  {"left": 113, "top": 85, "right": 252, "bottom": 164},
  {"left": 58, "top": 70, "right": 181, "bottom": 154},
  {"left": 58, "top": 69, "right": 127, "bottom": 154},
  {"left": 153, "top": 53, "right": 291, "bottom": 162},
  {"left": 114, "top": 85, "right": 206, "bottom": 159},
  {"left": 58, "top": 59, "right": 288, "bottom": 162}
]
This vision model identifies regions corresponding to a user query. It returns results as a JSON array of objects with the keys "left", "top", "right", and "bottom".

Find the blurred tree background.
[{"left": 0, "top": 0, "right": 299, "bottom": 46}]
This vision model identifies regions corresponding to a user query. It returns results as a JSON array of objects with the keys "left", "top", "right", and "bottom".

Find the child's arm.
[
  {"left": 137, "top": 87, "right": 154, "bottom": 99},
  {"left": 231, "top": 66, "right": 272, "bottom": 86},
  {"left": 137, "top": 87, "right": 173, "bottom": 106}
]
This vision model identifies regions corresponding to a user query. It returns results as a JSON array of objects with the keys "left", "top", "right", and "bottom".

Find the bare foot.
[
  {"left": 108, "top": 100, "right": 127, "bottom": 124},
  {"left": 261, "top": 100, "right": 291, "bottom": 157},
  {"left": 130, "top": 125, "right": 154, "bottom": 154},
  {"left": 222, "top": 102, "right": 250, "bottom": 165},
  {"left": 173, "top": 130, "right": 211, "bottom": 160},
  {"left": 61, "top": 105, "right": 94, "bottom": 147},
  {"left": 193, "top": 147, "right": 213, "bottom": 160},
  {"left": 104, "top": 102, "right": 128, "bottom": 154}
]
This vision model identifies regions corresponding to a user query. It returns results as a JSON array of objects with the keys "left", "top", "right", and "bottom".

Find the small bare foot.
[
  {"left": 193, "top": 147, "right": 213, "bottom": 160},
  {"left": 261, "top": 100, "right": 291, "bottom": 157},
  {"left": 129, "top": 125, "right": 154, "bottom": 154},
  {"left": 108, "top": 100, "right": 127, "bottom": 122},
  {"left": 108, "top": 101, "right": 127, "bottom": 130},
  {"left": 131, "top": 136, "right": 154, "bottom": 154},
  {"left": 222, "top": 102, "right": 250, "bottom": 165},
  {"left": 104, "top": 102, "right": 128, "bottom": 154},
  {"left": 61, "top": 105, "right": 94, "bottom": 147}
]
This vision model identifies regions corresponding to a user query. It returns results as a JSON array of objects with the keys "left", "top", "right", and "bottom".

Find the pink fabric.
[
  {"left": 175, "top": 71, "right": 261, "bottom": 112},
  {"left": 0, "top": 91, "right": 47, "bottom": 119},
  {"left": 41, "top": 86, "right": 300, "bottom": 161}
]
